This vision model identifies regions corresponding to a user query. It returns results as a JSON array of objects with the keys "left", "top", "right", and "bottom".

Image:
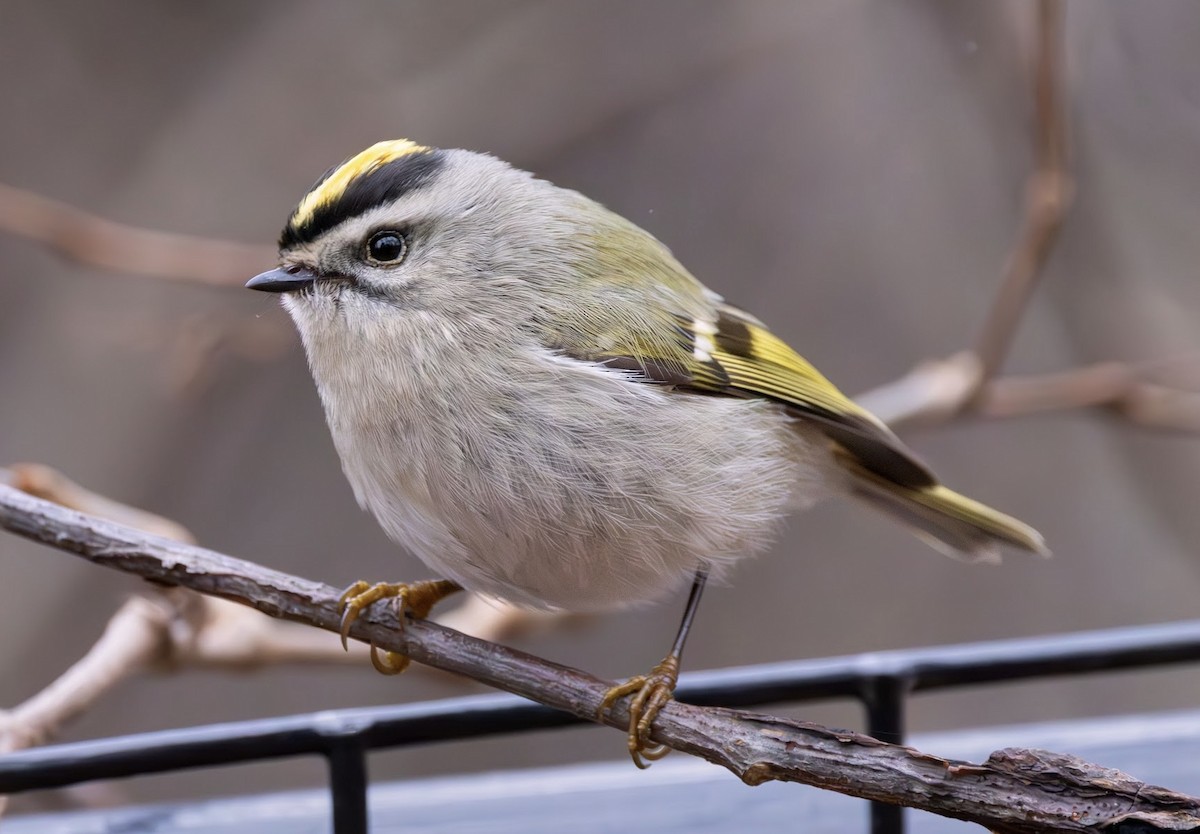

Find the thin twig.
[
  {"left": 7, "top": 463, "right": 196, "bottom": 543},
  {"left": 854, "top": 352, "right": 985, "bottom": 429},
  {"left": 0, "top": 182, "right": 273, "bottom": 286},
  {"left": 971, "top": 0, "right": 1072, "bottom": 390},
  {"left": 858, "top": 356, "right": 1200, "bottom": 434},
  {"left": 857, "top": 1, "right": 1079, "bottom": 428},
  {"left": 0, "top": 596, "right": 172, "bottom": 757},
  {"left": 0, "top": 484, "right": 1196, "bottom": 833},
  {"left": 981, "top": 363, "right": 1200, "bottom": 432}
]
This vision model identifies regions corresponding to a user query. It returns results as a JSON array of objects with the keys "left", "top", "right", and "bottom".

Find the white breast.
[{"left": 298, "top": 308, "right": 834, "bottom": 611}]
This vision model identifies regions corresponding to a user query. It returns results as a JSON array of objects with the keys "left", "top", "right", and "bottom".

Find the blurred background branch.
[
  {"left": 854, "top": 0, "right": 1200, "bottom": 436},
  {"left": 970, "top": 0, "right": 1070, "bottom": 389},
  {"left": 857, "top": 0, "right": 1071, "bottom": 426},
  {"left": 0, "top": 182, "right": 271, "bottom": 287}
]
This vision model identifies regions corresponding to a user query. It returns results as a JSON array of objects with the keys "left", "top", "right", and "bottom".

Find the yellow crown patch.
[{"left": 291, "top": 139, "right": 430, "bottom": 232}]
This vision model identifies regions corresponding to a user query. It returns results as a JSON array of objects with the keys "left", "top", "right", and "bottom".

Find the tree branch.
[
  {"left": 1, "top": 483, "right": 1196, "bottom": 832},
  {"left": 970, "top": 0, "right": 1072, "bottom": 390},
  {"left": 856, "top": 0, "right": 1081, "bottom": 429},
  {"left": 857, "top": 354, "right": 1200, "bottom": 434},
  {"left": 980, "top": 361, "right": 1200, "bottom": 433},
  {"left": 0, "top": 182, "right": 271, "bottom": 286}
]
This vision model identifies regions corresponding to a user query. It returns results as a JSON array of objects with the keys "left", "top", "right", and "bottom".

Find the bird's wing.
[
  {"left": 560, "top": 301, "right": 936, "bottom": 489},
  {"left": 698, "top": 304, "right": 935, "bottom": 487}
]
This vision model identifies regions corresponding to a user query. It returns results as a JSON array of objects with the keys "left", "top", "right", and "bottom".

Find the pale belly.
[{"left": 326, "top": 360, "right": 833, "bottom": 612}]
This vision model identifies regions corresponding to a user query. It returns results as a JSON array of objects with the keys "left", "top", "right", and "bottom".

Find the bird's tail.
[{"left": 834, "top": 454, "right": 1049, "bottom": 563}]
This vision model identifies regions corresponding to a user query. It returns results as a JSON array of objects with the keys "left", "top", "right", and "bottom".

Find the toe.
[
  {"left": 337, "top": 580, "right": 371, "bottom": 613},
  {"left": 597, "top": 676, "right": 646, "bottom": 720}
]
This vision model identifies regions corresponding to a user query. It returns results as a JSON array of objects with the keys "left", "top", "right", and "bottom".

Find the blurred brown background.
[{"left": 2, "top": 0, "right": 1199, "bottom": 809}]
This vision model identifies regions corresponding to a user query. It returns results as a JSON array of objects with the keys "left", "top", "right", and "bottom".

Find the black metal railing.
[{"left": 4, "top": 618, "right": 1200, "bottom": 834}]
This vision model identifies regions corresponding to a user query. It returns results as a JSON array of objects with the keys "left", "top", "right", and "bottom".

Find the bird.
[{"left": 247, "top": 139, "right": 1047, "bottom": 767}]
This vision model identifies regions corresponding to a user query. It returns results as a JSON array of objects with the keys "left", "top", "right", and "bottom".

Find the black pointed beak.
[{"left": 246, "top": 267, "right": 318, "bottom": 293}]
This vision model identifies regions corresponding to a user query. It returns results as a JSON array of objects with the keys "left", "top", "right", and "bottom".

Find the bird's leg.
[
  {"left": 598, "top": 569, "right": 708, "bottom": 768},
  {"left": 337, "top": 579, "right": 463, "bottom": 675}
]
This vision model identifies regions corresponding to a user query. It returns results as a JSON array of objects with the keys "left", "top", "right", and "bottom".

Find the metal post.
[
  {"left": 861, "top": 673, "right": 911, "bottom": 834},
  {"left": 325, "top": 737, "right": 369, "bottom": 834}
]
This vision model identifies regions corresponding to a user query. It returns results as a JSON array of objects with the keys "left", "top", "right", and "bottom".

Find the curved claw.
[
  {"left": 337, "top": 580, "right": 373, "bottom": 651},
  {"left": 338, "top": 607, "right": 357, "bottom": 652},
  {"left": 632, "top": 741, "right": 671, "bottom": 769},
  {"left": 369, "top": 644, "right": 411, "bottom": 676}
]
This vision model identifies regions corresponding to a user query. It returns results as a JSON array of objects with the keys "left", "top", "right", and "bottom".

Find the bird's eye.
[{"left": 366, "top": 230, "right": 407, "bottom": 264}]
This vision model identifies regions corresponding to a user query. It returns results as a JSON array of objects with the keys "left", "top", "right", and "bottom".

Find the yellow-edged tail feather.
[{"left": 833, "top": 451, "right": 1049, "bottom": 563}]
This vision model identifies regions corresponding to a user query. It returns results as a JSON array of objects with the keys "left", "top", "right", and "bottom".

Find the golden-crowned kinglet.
[{"left": 248, "top": 139, "right": 1047, "bottom": 766}]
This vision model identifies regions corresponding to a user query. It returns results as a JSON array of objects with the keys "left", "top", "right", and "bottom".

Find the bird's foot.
[
  {"left": 597, "top": 654, "right": 680, "bottom": 768},
  {"left": 337, "top": 578, "right": 462, "bottom": 675}
]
